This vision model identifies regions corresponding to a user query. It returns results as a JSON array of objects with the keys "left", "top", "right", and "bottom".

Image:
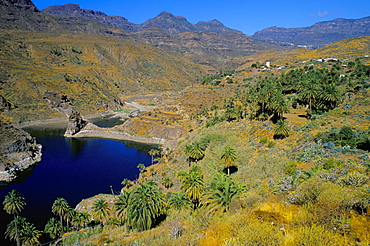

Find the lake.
[{"left": 0, "top": 127, "right": 154, "bottom": 245}]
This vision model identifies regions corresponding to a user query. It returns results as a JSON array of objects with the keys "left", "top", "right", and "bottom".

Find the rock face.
[
  {"left": 64, "top": 111, "right": 87, "bottom": 137},
  {"left": 252, "top": 16, "right": 370, "bottom": 47},
  {"left": 0, "top": 121, "right": 42, "bottom": 182}
]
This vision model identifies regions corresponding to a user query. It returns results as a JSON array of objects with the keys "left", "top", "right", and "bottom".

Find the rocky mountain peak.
[{"left": 0, "top": 0, "right": 38, "bottom": 11}]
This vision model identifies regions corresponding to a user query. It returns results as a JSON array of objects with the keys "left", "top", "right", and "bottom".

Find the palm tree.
[
  {"left": 319, "top": 84, "right": 342, "bottom": 110},
  {"left": 64, "top": 207, "right": 76, "bottom": 230},
  {"left": 52, "top": 197, "right": 69, "bottom": 231},
  {"left": 71, "top": 211, "right": 90, "bottom": 230},
  {"left": 148, "top": 149, "right": 160, "bottom": 165},
  {"left": 20, "top": 222, "right": 41, "bottom": 246},
  {"left": 137, "top": 163, "right": 146, "bottom": 174},
  {"left": 5, "top": 216, "right": 27, "bottom": 245},
  {"left": 221, "top": 146, "right": 237, "bottom": 175},
  {"left": 92, "top": 198, "right": 110, "bottom": 224},
  {"left": 114, "top": 190, "right": 131, "bottom": 224},
  {"left": 121, "top": 178, "right": 132, "bottom": 188},
  {"left": 3, "top": 190, "right": 26, "bottom": 246},
  {"left": 202, "top": 175, "right": 243, "bottom": 214},
  {"left": 269, "top": 93, "right": 289, "bottom": 119},
  {"left": 162, "top": 177, "right": 173, "bottom": 189},
  {"left": 299, "top": 81, "right": 320, "bottom": 112},
  {"left": 180, "top": 166, "right": 205, "bottom": 207},
  {"left": 127, "top": 181, "right": 166, "bottom": 231},
  {"left": 44, "top": 217, "right": 62, "bottom": 239},
  {"left": 185, "top": 141, "right": 208, "bottom": 163},
  {"left": 168, "top": 192, "right": 192, "bottom": 210},
  {"left": 274, "top": 119, "right": 290, "bottom": 139}
]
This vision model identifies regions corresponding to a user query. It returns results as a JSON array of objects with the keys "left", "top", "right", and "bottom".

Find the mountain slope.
[
  {"left": 253, "top": 16, "right": 370, "bottom": 47},
  {"left": 276, "top": 36, "right": 370, "bottom": 64},
  {"left": 0, "top": 29, "right": 209, "bottom": 122}
]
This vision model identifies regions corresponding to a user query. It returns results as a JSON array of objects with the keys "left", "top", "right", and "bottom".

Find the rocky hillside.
[
  {"left": 40, "top": 3, "right": 286, "bottom": 70},
  {"left": 253, "top": 16, "right": 370, "bottom": 47},
  {"left": 42, "top": 3, "right": 139, "bottom": 32},
  {"left": 0, "top": 121, "right": 42, "bottom": 182},
  {"left": 42, "top": 5, "right": 242, "bottom": 35},
  {"left": 0, "top": 0, "right": 128, "bottom": 37},
  {"left": 0, "top": 29, "right": 208, "bottom": 123}
]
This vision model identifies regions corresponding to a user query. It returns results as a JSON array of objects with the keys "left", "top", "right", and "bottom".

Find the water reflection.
[{"left": 65, "top": 137, "right": 86, "bottom": 157}]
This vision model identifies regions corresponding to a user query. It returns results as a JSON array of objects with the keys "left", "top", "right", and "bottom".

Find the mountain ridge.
[
  {"left": 253, "top": 16, "right": 370, "bottom": 47},
  {"left": 42, "top": 4, "right": 242, "bottom": 35}
]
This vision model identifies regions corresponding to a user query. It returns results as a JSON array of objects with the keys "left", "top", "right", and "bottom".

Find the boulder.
[{"left": 64, "top": 111, "right": 87, "bottom": 137}]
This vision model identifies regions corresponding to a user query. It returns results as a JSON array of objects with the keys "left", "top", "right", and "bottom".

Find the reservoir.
[{"left": 0, "top": 127, "right": 154, "bottom": 245}]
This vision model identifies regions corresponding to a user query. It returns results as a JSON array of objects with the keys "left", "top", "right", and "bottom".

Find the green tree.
[
  {"left": 20, "top": 222, "right": 41, "bottom": 246},
  {"left": 114, "top": 190, "right": 131, "bottom": 225},
  {"left": 274, "top": 119, "right": 290, "bottom": 139},
  {"left": 202, "top": 174, "right": 243, "bottom": 214},
  {"left": 64, "top": 207, "right": 75, "bottom": 230},
  {"left": 319, "top": 84, "right": 342, "bottom": 110},
  {"left": 127, "top": 181, "right": 166, "bottom": 231},
  {"left": 52, "top": 197, "right": 69, "bottom": 231},
  {"left": 221, "top": 146, "right": 237, "bottom": 175},
  {"left": 184, "top": 141, "right": 208, "bottom": 163},
  {"left": 148, "top": 149, "right": 160, "bottom": 165},
  {"left": 180, "top": 165, "right": 205, "bottom": 207},
  {"left": 3, "top": 190, "right": 26, "bottom": 246},
  {"left": 299, "top": 81, "right": 320, "bottom": 112},
  {"left": 269, "top": 93, "right": 289, "bottom": 119},
  {"left": 162, "top": 177, "right": 174, "bottom": 189},
  {"left": 168, "top": 192, "right": 192, "bottom": 210},
  {"left": 137, "top": 163, "right": 146, "bottom": 174},
  {"left": 92, "top": 198, "right": 110, "bottom": 224},
  {"left": 121, "top": 178, "right": 131, "bottom": 188},
  {"left": 71, "top": 211, "right": 90, "bottom": 230},
  {"left": 44, "top": 217, "right": 62, "bottom": 239},
  {"left": 5, "top": 216, "right": 27, "bottom": 245}
]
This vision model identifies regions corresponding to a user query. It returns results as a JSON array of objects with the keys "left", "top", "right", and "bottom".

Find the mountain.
[
  {"left": 42, "top": 3, "right": 139, "bottom": 32},
  {"left": 42, "top": 5, "right": 242, "bottom": 35},
  {"left": 0, "top": 1, "right": 211, "bottom": 122},
  {"left": 41, "top": 4, "right": 286, "bottom": 69},
  {"left": 253, "top": 16, "right": 370, "bottom": 47},
  {"left": 139, "top": 11, "right": 242, "bottom": 34},
  {"left": 128, "top": 27, "right": 283, "bottom": 68},
  {"left": 0, "top": 0, "right": 129, "bottom": 37}
]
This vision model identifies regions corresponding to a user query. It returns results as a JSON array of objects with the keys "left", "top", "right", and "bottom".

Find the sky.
[{"left": 32, "top": 0, "right": 370, "bottom": 35}]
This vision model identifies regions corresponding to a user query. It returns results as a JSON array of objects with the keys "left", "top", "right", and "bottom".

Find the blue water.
[{"left": 0, "top": 128, "right": 154, "bottom": 245}]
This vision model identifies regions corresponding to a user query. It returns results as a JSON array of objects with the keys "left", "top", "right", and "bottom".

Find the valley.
[{"left": 1, "top": 0, "right": 370, "bottom": 245}]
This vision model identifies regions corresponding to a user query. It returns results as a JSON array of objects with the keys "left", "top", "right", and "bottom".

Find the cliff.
[{"left": 0, "top": 121, "right": 42, "bottom": 182}]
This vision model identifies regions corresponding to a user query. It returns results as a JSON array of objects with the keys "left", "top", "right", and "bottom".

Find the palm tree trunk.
[{"left": 15, "top": 215, "right": 20, "bottom": 246}]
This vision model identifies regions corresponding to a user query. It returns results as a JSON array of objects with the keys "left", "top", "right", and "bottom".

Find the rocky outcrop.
[
  {"left": 252, "top": 16, "right": 370, "bottom": 47},
  {"left": 64, "top": 111, "right": 87, "bottom": 137},
  {"left": 0, "top": 121, "right": 42, "bottom": 182},
  {"left": 0, "top": 95, "right": 11, "bottom": 111}
]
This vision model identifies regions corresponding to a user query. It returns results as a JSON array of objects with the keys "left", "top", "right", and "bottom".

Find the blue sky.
[{"left": 32, "top": 0, "right": 370, "bottom": 35}]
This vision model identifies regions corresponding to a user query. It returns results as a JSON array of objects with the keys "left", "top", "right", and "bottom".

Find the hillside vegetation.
[
  {"left": 9, "top": 53, "right": 369, "bottom": 245},
  {"left": 0, "top": 30, "right": 209, "bottom": 123}
]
